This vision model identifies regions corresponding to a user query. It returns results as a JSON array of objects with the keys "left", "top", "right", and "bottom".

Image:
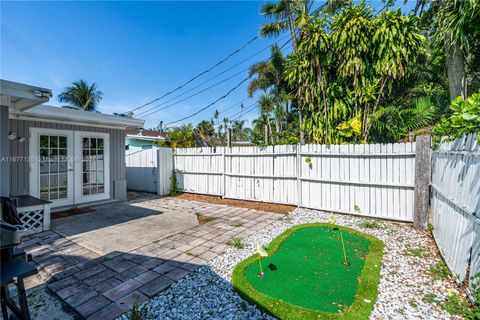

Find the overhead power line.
[
  {"left": 230, "top": 102, "right": 258, "bottom": 121},
  {"left": 163, "top": 37, "right": 293, "bottom": 128},
  {"left": 164, "top": 76, "right": 252, "bottom": 127},
  {"left": 135, "top": 34, "right": 291, "bottom": 117},
  {"left": 136, "top": 68, "right": 247, "bottom": 117},
  {"left": 128, "top": 35, "right": 259, "bottom": 113}
]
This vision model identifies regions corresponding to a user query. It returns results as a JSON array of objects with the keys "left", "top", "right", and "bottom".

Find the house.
[
  {"left": 125, "top": 128, "right": 167, "bottom": 151},
  {"left": 0, "top": 79, "right": 144, "bottom": 212}
]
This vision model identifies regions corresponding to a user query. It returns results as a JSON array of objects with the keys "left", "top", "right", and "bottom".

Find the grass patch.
[
  {"left": 403, "top": 245, "right": 426, "bottom": 258},
  {"left": 359, "top": 220, "right": 381, "bottom": 229},
  {"left": 422, "top": 293, "right": 438, "bottom": 304},
  {"left": 195, "top": 212, "right": 217, "bottom": 225},
  {"left": 429, "top": 260, "right": 450, "bottom": 280},
  {"left": 226, "top": 238, "right": 245, "bottom": 249},
  {"left": 232, "top": 223, "right": 384, "bottom": 320}
]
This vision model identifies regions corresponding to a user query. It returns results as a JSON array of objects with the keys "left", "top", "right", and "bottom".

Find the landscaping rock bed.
[{"left": 136, "top": 208, "right": 461, "bottom": 320}]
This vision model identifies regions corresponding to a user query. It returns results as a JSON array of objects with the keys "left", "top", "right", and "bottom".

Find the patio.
[{"left": 18, "top": 195, "right": 280, "bottom": 319}]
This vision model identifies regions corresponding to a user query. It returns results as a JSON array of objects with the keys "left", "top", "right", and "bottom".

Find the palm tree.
[
  {"left": 58, "top": 80, "right": 103, "bottom": 112},
  {"left": 258, "top": 94, "right": 275, "bottom": 144},
  {"left": 162, "top": 124, "right": 195, "bottom": 148},
  {"left": 432, "top": 0, "right": 480, "bottom": 100},
  {"left": 248, "top": 45, "right": 292, "bottom": 141},
  {"left": 231, "top": 120, "right": 246, "bottom": 140},
  {"left": 260, "top": 0, "right": 316, "bottom": 50}
]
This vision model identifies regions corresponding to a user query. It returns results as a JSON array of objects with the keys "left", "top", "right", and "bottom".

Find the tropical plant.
[
  {"left": 58, "top": 79, "right": 103, "bottom": 112},
  {"left": 285, "top": 4, "right": 424, "bottom": 143},
  {"left": 195, "top": 120, "right": 215, "bottom": 139},
  {"left": 248, "top": 45, "right": 290, "bottom": 141},
  {"left": 160, "top": 124, "right": 195, "bottom": 148},
  {"left": 429, "top": 0, "right": 480, "bottom": 100},
  {"left": 368, "top": 96, "right": 441, "bottom": 142},
  {"left": 433, "top": 91, "right": 480, "bottom": 143}
]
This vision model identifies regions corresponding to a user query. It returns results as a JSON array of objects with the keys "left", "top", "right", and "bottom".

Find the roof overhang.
[
  {"left": 0, "top": 79, "right": 52, "bottom": 111},
  {"left": 10, "top": 105, "right": 144, "bottom": 129},
  {"left": 126, "top": 135, "right": 164, "bottom": 141}
]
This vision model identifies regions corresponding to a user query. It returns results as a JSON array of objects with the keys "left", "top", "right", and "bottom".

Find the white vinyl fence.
[
  {"left": 126, "top": 149, "right": 158, "bottom": 193},
  {"left": 431, "top": 133, "right": 480, "bottom": 300},
  {"left": 173, "top": 142, "right": 417, "bottom": 222},
  {"left": 126, "top": 148, "right": 173, "bottom": 194}
]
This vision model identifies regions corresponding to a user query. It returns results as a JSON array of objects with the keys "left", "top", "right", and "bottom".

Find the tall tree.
[
  {"left": 286, "top": 4, "right": 424, "bottom": 143},
  {"left": 248, "top": 45, "right": 289, "bottom": 141},
  {"left": 58, "top": 80, "right": 103, "bottom": 112}
]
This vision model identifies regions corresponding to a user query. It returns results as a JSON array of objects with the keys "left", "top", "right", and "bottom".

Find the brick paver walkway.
[{"left": 19, "top": 197, "right": 281, "bottom": 319}]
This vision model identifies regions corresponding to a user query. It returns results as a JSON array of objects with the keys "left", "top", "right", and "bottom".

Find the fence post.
[
  {"left": 156, "top": 149, "right": 161, "bottom": 195},
  {"left": 296, "top": 143, "right": 301, "bottom": 207},
  {"left": 413, "top": 135, "right": 431, "bottom": 229},
  {"left": 222, "top": 147, "right": 226, "bottom": 198}
]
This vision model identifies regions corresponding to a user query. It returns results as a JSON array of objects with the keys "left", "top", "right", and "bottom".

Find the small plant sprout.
[
  {"left": 256, "top": 241, "right": 268, "bottom": 277},
  {"left": 339, "top": 231, "right": 350, "bottom": 266},
  {"left": 328, "top": 212, "right": 337, "bottom": 224},
  {"left": 226, "top": 238, "right": 245, "bottom": 249},
  {"left": 305, "top": 156, "right": 313, "bottom": 169}
]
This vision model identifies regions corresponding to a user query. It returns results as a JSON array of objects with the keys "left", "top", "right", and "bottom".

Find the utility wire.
[
  {"left": 163, "top": 37, "right": 293, "bottom": 127},
  {"left": 136, "top": 68, "right": 247, "bottom": 117},
  {"left": 136, "top": 34, "right": 291, "bottom": 117},
  {"left": 231, "top": 102, "right": 258, "bottom": 121},
  {"left": 164, "top": 77, "right": 252, "bottom": 126},
  {"left": 128, "top": 34, "right": 259, "bottom": 113}
]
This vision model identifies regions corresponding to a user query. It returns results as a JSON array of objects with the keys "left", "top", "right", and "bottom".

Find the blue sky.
[{"left": 1, "top": 1, "right": 411, "bottom": 129}]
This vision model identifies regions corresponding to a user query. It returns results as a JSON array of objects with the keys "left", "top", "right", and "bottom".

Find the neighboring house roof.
[
  {"left": 9, "top": 105, "right": 144, "bottom": 129},
  {"left": 126, "top": 128, "right": 168, "bottom": 141}
]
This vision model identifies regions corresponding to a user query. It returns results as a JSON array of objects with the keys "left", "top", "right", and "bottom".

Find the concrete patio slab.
[
  {"left": 20, "top": 195, "right": 284, "bottom": 319},
  {"left": 52, "top": 201, "right": 199, "bottom": 255}
]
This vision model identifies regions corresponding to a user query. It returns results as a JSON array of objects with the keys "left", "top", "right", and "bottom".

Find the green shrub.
[
  {"left": 433, "top": 92, "right": 480, "bottom": 144},
  {"left": 360, "top": 220, "right": 380, "bottom": 229},
  {"left": 126, "top": 303, "right": 147, "bottom": 320},
  {"left": 226, "top": 238, "right": 245, "bottom": 249},
  {"left": 169, "top": 170, "right": 179, "bottom": 196},
  {"left": 429, "top": 260, "right": 450, "bottom": 280}
]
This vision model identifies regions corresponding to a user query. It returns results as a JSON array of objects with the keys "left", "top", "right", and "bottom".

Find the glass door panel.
[
  {"left": 81, "top": 138, "right": 105, "bottom": 196},
  {"left": 39, "top": 134, "right": 69, "bottom": 201}
]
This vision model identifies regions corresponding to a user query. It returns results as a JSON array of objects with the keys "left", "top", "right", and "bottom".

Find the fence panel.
[
  {"left": 171, "top": 141, "right": 417, "bottom": 221},
  {"left": 157, "top": 148, "right": 173, "bottom": 196},
  {"left": 299, "top": 142, "right": 416, "bottom": 221},
  {"left": 431, "top": 133, "right": 479, "bottom": 296},
  {"left": 174, "top": 147, "right": 223, "bottom": 196},
  {"left": 125, "top": 149, "right": 158, "bottom": 193},
  {"left": 224, "top": 144, "right": 298, "bottom": 205}
]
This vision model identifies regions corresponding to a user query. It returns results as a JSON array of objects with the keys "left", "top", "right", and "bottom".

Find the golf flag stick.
[
  {"left": 256, "top": 241, "right": 268, "bottom": 277},
  {"left": 340, "top": 231, "right": 350, "bottom": 266}
]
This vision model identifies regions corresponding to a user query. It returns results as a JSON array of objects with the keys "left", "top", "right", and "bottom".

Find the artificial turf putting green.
[{"left": 232, "top": 223, "right": 384, "bottom": 320}]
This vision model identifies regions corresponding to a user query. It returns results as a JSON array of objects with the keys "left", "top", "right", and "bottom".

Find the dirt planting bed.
[{"left": 176, "top": 193, "right": 295, "bottom": 214}]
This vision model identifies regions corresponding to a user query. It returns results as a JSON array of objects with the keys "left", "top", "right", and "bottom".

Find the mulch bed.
[
  {"left": 51, "top": 207, "right": 94, "bottom": 219},
  {"left": 176, "top": 193, "right": 295, "bottom": 214}
]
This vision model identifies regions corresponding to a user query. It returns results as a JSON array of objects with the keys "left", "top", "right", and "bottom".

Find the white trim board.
[{"left": 10, "top": 104, "right": 144, "bottom": 129}]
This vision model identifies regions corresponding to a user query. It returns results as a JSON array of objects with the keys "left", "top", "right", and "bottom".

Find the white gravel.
[{"left": 130, "top": 208, "right": 460, "bottom": 320}]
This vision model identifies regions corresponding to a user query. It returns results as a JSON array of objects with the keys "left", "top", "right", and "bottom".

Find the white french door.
[
  {"left": 74, "top": 132, "right": 110, "bottom": 204},
  {"left": 30, "top": 128, "right": 110, "bottom": 208}
]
